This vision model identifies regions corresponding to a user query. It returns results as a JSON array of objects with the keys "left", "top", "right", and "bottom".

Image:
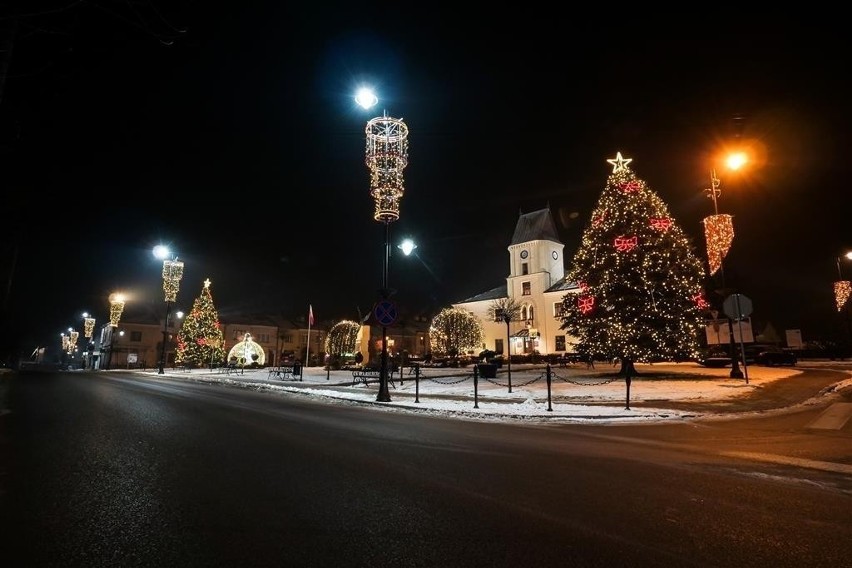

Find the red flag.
[{"left": 308, "top": 305, "right": 314, "bottom": 326}]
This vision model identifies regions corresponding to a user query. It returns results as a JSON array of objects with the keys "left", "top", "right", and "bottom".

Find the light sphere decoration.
[{"left": 365, "top": 114, "right": 409, "bottom": 223}]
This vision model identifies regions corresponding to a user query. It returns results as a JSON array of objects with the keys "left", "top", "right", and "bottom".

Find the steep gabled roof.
[{"left": 510, "top": 207, "right": 561, "bottom": 245}]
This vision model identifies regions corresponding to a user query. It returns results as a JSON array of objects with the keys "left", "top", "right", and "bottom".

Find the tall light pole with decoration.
[
  {"left": 357, "top": 87, "right": 409, "bottom": 403},
  {"left": 107, "top": 292, "right": 126, "bottom": 370},
  {"left": 154, "top": 245, "right": 184, "bottom": 375},
  {"left": 82, "top": 312, "right": 95, "bottom": 368},
  {"left": 702, "top": 152, "right": 749, "bottom": 379},
  {"left": 833, "top": 251, "right": 852, "bottom": 357}
]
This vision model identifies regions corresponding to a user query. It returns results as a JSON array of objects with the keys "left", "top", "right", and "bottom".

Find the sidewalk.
[{"left": 133, "top": 361, "right": 852, "bottom": 423}]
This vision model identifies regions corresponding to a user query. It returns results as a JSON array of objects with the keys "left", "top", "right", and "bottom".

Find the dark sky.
[{"left": 0, "top": 4, "right": 848, "bottom": 357}]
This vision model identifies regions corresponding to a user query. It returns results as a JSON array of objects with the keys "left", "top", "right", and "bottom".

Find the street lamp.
[
  {"left": 702, "top": 154, "right": 748, "bottom": 379},
  {"left": 834, "top": 251, "right": 852, "bottom": 356},
  {"left": 154, "top": 245, "right": 184, "bottom": 374},
  {"left": 360, "top": 87, "right": 410, "bottom": 403}
]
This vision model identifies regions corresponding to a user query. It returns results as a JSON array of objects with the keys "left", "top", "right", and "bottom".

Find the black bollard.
[
  {"left": 546, "top": 363, "right": 553, "bottom": 412},
  {"left": 625, "top": 373, "right": 632, "bottom": 410},
  {"left": 414, "top": 364, "right": 420, "bottom": 403},
  {"left": 473, "top": 364, "right": 479, "bottom": 409}
]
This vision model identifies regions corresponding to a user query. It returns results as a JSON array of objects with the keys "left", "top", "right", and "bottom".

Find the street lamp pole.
[
  {"left": 834, "top": 252, "right": 852, "bottom": 357},
  {"left": 360, "top": 88, "right": 409, "bottom": 403},
  {"left": 107, "top": 293, "right": 125, "bottom": 370},
  {"left": 705, "top": 168, "right": 744, "bottom": 379},
  {"left": 154, "top": 246, "right": 184, "bottom": 375}
]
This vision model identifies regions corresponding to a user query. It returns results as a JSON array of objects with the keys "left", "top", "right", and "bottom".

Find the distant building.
[{"left": 453, "top": 207, "right": 580, "bottom": 356}]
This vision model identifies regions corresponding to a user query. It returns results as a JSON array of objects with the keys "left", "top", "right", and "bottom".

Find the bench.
[
  {"left": 222, "top": 363, "right": 242, "bottom": 376},
  {"left": 268, "top": 366, "right": 297, "bottom": 380},
  {"left": 351, "top": 368, "right": 396, "bottom": 388}
]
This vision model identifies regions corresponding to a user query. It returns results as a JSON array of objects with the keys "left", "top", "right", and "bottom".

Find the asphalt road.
[{"left": 1, "top": 370, "right": 850, "bottom": 567}]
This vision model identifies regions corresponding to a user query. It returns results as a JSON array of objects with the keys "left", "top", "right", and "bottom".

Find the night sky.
[{"left": 0, "top": 4, "right": 848, "bottom": 359}]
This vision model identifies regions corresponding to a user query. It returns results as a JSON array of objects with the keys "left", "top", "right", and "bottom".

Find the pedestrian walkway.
[{"left": 132, "top": 361, "right": 852, "bottom": 423}]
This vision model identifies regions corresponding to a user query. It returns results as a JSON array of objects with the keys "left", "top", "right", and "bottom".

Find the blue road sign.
[{"left": 373, "top": 300, "right": 398, "bottom": 326}]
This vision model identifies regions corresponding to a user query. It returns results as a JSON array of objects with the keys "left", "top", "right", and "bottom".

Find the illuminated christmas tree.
[
  {"left": 560, "top": 152, "right": 707, "bottom": 372},
  {"left": 175, "top": 278, "right": 226, "bottom": 368}
]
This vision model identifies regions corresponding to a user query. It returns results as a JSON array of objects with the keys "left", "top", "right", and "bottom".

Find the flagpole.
[{"left": 305, "top": 305, "right": 312, "bottom": 368}]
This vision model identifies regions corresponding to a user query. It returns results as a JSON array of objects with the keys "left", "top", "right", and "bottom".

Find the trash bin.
[{"left": 477, "top": 363, "right": 497, "bottom": 379}]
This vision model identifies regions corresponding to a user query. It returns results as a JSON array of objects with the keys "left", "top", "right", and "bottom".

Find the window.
[
  {"left": 522, "top": 281, "right": 531, "bottom": 296},
  {"left": 495, "top": 339, "right": 504, "bottom": 354},
  {"left": 130, "top": 331, "right": 142, "bottom": 342},
  {"left": 282, "top": 334, "right": 293, "bottom": 343},
  {"left": 528, "top": 306, "right": 534, "bottom": 322},
  {"left": 554, "top": 302, "right": 564, "bottom": 317},
  {"left": 257, "top": 333, "right": 269, "bottom": 343},
  {"left": 555, "top": 335, "right": 566, "bottom": 351},
  {"left": 521, "top": 262, "right": 529, "bottom": 275},
  {"left": 233, "top": 329, "right": 245, "bottom": 340}
]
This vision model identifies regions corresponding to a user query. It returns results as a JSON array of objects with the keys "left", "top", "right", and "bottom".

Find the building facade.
[{"left": 453, "top": 207, "right": 580, "bottom": 356}]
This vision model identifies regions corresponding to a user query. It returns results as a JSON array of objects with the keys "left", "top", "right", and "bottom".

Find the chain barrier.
[{"left": 548, "top": 371, "right": 622, "bottom": 387}]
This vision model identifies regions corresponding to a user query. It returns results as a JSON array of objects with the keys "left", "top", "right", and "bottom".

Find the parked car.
[
  {"left": 697, "top": 348, "right": 732, "bottom": 368},
  {"left": 753, "top": 347, "right": 797, "bottom": 366}
]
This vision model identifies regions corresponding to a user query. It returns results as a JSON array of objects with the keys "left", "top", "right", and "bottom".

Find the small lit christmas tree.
[
  {"left": 560, "top": 152, "right": 707, "bottom": 373},
  {"left": 175, "top": 278, "right": 226, "bottom": 368}
]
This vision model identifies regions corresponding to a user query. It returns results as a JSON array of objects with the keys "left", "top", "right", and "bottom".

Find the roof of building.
[
  {"left": 455, "top": 285, "right": 507, "bottom": 304},
  {"left": 545, "top": 276, "right": 581, "bottom": 293},
  {"left": 509, "top": 207, "right": 561, "bottom": 246}
]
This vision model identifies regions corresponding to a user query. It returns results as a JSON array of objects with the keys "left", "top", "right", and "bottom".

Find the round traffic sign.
[
  {"left": 723, "top": 294, "right": 753, "bottom": 321},
  {"left": 373, "top": 300, "right": 398, "bottom": 326}
]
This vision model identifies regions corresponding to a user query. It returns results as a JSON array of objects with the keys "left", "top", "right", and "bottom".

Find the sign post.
[{"left": 723, "top": 294, "right": 753, "bottom": 383}]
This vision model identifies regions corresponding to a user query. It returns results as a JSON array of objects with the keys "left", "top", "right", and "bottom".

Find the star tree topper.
[{"left": 607, "top": 151, "right": 632, "bottom": 173}]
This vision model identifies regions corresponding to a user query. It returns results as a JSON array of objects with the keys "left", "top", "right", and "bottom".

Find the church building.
[{"left": 453, "top": 207, "right": 581, "bottom": 357}]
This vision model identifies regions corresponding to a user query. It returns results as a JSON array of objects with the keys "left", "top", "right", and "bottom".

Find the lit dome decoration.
[{"left": 226, "top": 333, "right": 266, "bottom": 366}]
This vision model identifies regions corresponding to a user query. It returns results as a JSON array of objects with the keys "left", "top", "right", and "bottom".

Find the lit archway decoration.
[{"left": 702, "top": 214, "right": 734, "bottom": 276}]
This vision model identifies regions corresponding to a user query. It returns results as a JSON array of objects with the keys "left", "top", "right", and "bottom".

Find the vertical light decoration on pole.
[
  {"left": 82, "top": 312, "right": 95, "bottom": 369},
  {"left": 108, "top": 293, "right": 126, "bottom": 370},
  {"left": 702, "top": 167, "right": 743, "bottom": 379},
  {"left": 365, "top": 109, "right": 409, "bottom": 403},
  {"left": 158, "top": 255, "right": 184, "bottom": 374},
  {"left": 834, "top": 252, "right": 852, "bottom": 356}
]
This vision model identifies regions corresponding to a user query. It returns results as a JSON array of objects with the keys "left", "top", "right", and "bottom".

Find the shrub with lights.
[
  {"left": 325, "top": 320, "right": 362, "bottom": 368},
  {"left": 429, "top": 307, "right": 484, "bottom": 359}
]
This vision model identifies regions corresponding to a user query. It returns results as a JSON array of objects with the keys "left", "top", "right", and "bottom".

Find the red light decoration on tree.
[
  {"left": 649, "top": 217, "right": 671, "bottom": 231},
  {"left": 592, "top": 211, "right": 606, "bottom": 227},
  {"left": 614, "top": 235, "right": 638, "bottom": 252},
  {"left": 619, "top": 180, "right": 641, "bottom": 193},
  {"left": 578, "top": 296, "right": 595, "bottom": 314},
  {"left": 692, "top": 292, "right": 710, "bottom": 310}
]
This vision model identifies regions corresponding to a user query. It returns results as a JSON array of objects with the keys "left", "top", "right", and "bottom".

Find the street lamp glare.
[
  {"left": 845, "top": 251, "right": 852, "bottom": 261},
  {"left": 399, "top": 238, "right": 417, "bottom": 256},
  {"left": 355, "top": 87, "right": 378, "bottom": 110},
  {"left": 153, "top": 244, "right": 171, "bottom": 260},
  {"left": 725, "top": 152, "right": 747, "bottom": 171}
]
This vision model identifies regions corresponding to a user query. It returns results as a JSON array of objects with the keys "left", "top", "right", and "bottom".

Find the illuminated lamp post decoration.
[
  {"left": 701, "top": 158, "right": 746, "bottom": 379},
  {"left": 834, "top": 251, "right": 852, "bottom": 355},
  {"left": 68, "top": 329, "right": 79, "bottom": 354},
  {"left": 359, "top": 87, "right": 409, "bottom": 403},
  {"left": 82, "top": 312, "right": 96, "bottom": 369},
  {"left": 108, "top": 293, "right": 126, "bottom": 370},
  {"left": 154, "top": 245, "right": 184, "bottom": 375}
]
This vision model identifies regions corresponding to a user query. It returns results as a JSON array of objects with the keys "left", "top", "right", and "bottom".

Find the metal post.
[
  {"left": 158, "top": 300, "right": 171, "bottom": 374},
  {"left": 707, "top": 169, "right": 743, "bottom": 379},
  {"left": 504, "top": 318, "right": 513, "bottom": 393},
  {"left": 377, "top": 221, "right": 391, "bottom": 402},
  {"left": 473, "top": 363, "right": 479, "bottom": 409},
  {"left": 414, "top": 365, "right": 420, "bottom": 403},
  {"left": 546, "top": 364, "right": 553, "bottom": 412}
]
